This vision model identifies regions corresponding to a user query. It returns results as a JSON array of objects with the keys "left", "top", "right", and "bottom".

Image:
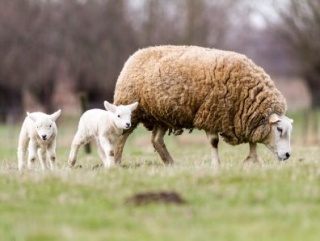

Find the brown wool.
[{"left": 114, "top": 46, "right": 287, "bottom": 145}]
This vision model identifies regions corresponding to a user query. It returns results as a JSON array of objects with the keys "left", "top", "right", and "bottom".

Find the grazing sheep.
[
  {"left": 17, "top": 110, "right": 61, "bottom": 171},
  {"left": 113, "top": 45, "right": 293, "bottom": 166},
  {"left": 68, "top": 101, "right": 138, "bottom": 168}
]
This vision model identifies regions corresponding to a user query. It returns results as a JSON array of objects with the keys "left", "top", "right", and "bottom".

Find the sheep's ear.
[
  {"left": 283, "top": 116, "right": 294, "bottom": 124},
  {"left": 27, "top": 112, "right": 37, "bottom": 123},
  {"left": 128, "top": 102, "right": 138, "bottom": 112},
  {"left": 104, "top": 101, "right": 117, "bottom": 113},
  {"left": 50, "top": 109, "right": 61, "bottom": 122},
  {"left": 269, "top": 113, "right": 280, "bottom": 124},
  {"left": 288, "top": 117, "right": 294, "bottom": 124}
]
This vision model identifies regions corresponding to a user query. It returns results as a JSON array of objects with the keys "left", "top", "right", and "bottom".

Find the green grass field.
[{"left": 0, "top": 113, "right": 320, "bottom": 241}]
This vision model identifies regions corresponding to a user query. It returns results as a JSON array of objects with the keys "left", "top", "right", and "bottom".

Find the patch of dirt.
[{"left": 125, "top": 191, "right": 187, "bottom": 206}]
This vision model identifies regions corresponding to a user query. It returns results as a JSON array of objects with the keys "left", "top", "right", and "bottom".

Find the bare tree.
[
  {"left": 0, "top": 0, "right": 244, "bottom": 121},
  {"left": 132, "top": 0, "right": 239, "bottom": 48},
  {"left": 269, "top": 0, "right": 320, "bottom": 143},
  {"left": 272, "top": 0, "right": 320, "bottom": 107},
  {"left": 0, "top": 0, "right": 140, "bottom": 115}
]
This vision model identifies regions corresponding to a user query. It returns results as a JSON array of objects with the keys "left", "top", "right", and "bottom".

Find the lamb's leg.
[
  {"left": 96, "top": 140, "right": 106, "bottom": 162},
  {"left": 243, "top": 143, "right": 261, "bottom": 164},
  {"left": 99, "top": 136, "right": 115, "bottom": 168},
  {"left": 47, "top": 141, "right": 57, "bottom": 170},
  {"left": 206, "top": 132, "right": 220, "bottom": 167},
  {"left": 114, "top": 129, "right": 133, "bottom": 164},
  {"left": 17, "top": 131, "right": 29, "bottom": 171},
  {"left": 38, "top": 147, "right": 47, "bottom": 171},
  {"left": 27, "top": 140, "right": 37, "bottom": 170},
  {"left": 68, "top": 132, "right": 87, "bottom": 167},
  {"left": 151, "top": 125, "right": 174, "bottom": 165}
]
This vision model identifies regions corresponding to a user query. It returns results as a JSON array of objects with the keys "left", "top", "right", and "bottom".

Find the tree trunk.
[
  {"left": 305, "top": 71, "right": 320, "bottom": 108},
  {"left": 304, "top": 71, "right": 320, "bottom": 144}
]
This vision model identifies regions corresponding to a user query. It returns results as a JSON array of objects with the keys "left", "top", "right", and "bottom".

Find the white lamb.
[
  {"left": 68, "top": 101, "right": 138, "bottom": 168},
  {"left": 17, "top": 110, "right": 62, "bottom": 171}
]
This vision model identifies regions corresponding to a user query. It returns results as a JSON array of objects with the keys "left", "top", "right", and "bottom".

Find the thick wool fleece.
[{"left": 114, "top": 45, "right": 287, "bottom": 145}]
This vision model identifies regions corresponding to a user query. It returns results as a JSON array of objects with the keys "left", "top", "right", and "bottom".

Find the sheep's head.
[
  {"left": 104, "top": 101, "right": 138, "bottom": 130},
  {"left": 262, "top": 113, "right": 293, "bottom": 161},
  {"left": 27, "top": 110, "right": 61, "bottom": 141}
]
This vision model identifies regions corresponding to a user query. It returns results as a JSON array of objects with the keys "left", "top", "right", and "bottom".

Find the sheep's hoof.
[{"left": 243, "top": 156, "right": 263, "bottom": 165}]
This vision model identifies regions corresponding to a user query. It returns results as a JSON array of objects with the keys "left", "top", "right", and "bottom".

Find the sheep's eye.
[
  {"left": 117, "top": 115, "right": 121, "bottom": 118},
  {"left": 277, "top": 127, "right": 283, "bottom": 133}
]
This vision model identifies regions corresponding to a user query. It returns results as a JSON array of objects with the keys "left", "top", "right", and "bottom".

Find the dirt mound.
[{"left": 125, "top": 191, "right": 186, "bottom": 206}]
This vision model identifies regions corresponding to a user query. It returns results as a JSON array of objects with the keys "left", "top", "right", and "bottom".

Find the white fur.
[
  {"left": 68, "top": 101, "right": 138, "bottom": 168},
  {"left": 17, "top": 110, "right": 61, "bottom": 171},
  {"left": 263, "top": 114, "right": 293, "bottom": 161}
]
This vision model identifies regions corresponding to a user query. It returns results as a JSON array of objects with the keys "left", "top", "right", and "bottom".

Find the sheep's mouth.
[{"left": 276, "top": 153, "right": 289, "bottom": 161}]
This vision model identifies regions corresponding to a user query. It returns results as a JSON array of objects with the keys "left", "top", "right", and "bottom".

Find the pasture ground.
[{"left": 0, "top": 112, "right": 320, "bottom": 241}]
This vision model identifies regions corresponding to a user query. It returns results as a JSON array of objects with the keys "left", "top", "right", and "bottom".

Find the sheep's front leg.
[
  {"left": 38, "top": 147, "right": 47, "bottom": 170},
  {"left": 206, "top": 132, "right": 220, "bottom": 167},
  {"left": 27, "top": 140, "right": 38, "bottom": 170},
  {"left": 243, "top": 143, "right": 261, "bottom": 164},
  {"left": 115, "top": 129, "right": 133, "bottom": 164},
  {"left": 47, "top": 141, "right": 57, "bottom": 170},
  {"left": 17, "top": 132, "right": 29, "bottom": 171},
  {"left": 96, "top": 139, "right": 106, "bottom": 162},
  {"left": 99, "top": 135, "right": 115, "bottom": 168}
]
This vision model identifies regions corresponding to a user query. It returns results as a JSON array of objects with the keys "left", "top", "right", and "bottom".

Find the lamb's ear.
[
  {"left": 104, "top": 101, "right": 117, "bottom": 113},
  {"left": 50, "top": 109, "right": 61, "bottom": 122},
  {"left": 269, "top": 113, "right": 280, "bottom": 124},
  {"left": 128, "top": 102, "right": 138, "bottom": 112},
  {"left": 27, "top": 112, "right": 37, "bottom": 123}
]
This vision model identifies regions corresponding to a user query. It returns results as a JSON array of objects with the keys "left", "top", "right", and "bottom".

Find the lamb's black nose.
[
  {"left": 42, "top": 135, "right": 47, "bottom": 140},
  {"left": 126, "top": 123, "right": 131, "bottom": 128},
  {"left": 285, "top": 152, "right": 290, "bottom": 158}
]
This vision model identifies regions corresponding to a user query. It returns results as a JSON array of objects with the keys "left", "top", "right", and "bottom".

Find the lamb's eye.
[
  {"left": 49, "top": 125, "right": 52, "bottom": 128},
  {"left": 277, "top": 127, "right": 283, "bottom": 133},
  {"left": 117, "top": 115, "right": 121, "bottom": 118}
]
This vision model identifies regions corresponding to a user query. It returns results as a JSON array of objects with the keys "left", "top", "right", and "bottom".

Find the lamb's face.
[
  {"left": 27, "top": 110, "right": 61, "bottom": 141},
  {"left": 263, "top": 114, "right": 293, "bottom": 161},
  {"left": 104, "top": 101, "right": 138, "bottom": 130}
]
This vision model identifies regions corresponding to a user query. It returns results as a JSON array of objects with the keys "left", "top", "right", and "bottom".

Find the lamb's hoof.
[
  {"left": 92, "top": 164, "right": 103, "bottom": 170},
  {"left": 68, "top": 164, "right": 82, "bottom": 169}
]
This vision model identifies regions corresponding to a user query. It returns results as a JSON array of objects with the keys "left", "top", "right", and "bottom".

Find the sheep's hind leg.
[
  {"left": 206, "top": 132, "right": 220, "bottom": 168},
  {"left": 151, "top": 125, "right": 174, "bottom": 165},
  {"left": 68, "top": 133, "right": 87, "bottom": 168}
]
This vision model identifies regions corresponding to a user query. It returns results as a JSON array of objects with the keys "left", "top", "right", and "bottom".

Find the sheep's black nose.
[
  {"left": 126, "top": 123, "right": 131, "bottom": 128},
  {"left": 42, "top": 135, "right": 47, "bottom": 140},
  {"left": 285, "top": 152, "right": 290, "bottom": 158}
]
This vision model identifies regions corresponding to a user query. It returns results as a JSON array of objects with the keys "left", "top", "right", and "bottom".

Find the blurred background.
[{"left": 0, "top": 0, "right": 319, "bottom": 142}]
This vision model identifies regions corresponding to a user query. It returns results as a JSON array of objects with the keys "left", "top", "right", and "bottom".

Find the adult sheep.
[{"left": 113, "top": 45, "right": 293, "bottom": 166}]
